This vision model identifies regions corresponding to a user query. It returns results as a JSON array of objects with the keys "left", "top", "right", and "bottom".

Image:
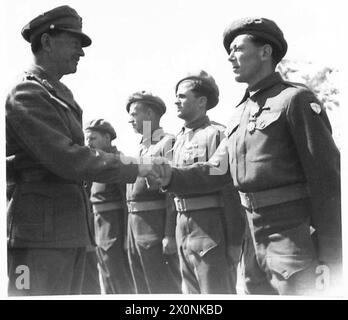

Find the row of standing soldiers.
[{"left": 82, "top": 92, "right": 245, "bottom": 294}]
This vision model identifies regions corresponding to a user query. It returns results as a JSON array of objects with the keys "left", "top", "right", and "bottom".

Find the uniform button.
[
  {"left": 200, "top": 250, "right": 204, "bottom": 256},
  {"left": 282, "top": 270, "right": 289, "bottom": 279}
]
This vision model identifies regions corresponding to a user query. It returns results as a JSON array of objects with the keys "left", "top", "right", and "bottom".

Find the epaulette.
[
  {"left": 210, "top": 120, "right": 226, "bottom": 131},
  {"left": 23, "top": 72, "right": 70, "bottom": 110},
  {"left": 156, "top": 133, "right": 175, "bottom": 148},
  {"left": 24, "top": 72, "right": 55, "bottom": 92},
  {"left": 282, "top": 79, "right": 310, "bottom": 90}
]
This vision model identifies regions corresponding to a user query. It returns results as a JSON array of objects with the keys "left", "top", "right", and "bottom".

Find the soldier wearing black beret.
[
  {"left": 159, "top": 17, "right": 341, "bottom": 295},
  {"left": 125, "top": 91, "right": 181, "bottom": 294},
  {"left": 168, "top": 70, "right": 245, "bottom": 294},
  {"left": 6, "top": 6, "right": 158, "bottom": 296},
  {"left": 84, "top": 119, "right": 135, "bottom": 294}
]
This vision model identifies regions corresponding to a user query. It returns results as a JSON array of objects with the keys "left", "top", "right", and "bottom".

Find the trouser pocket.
[{"left": 266, "top": 220, "right": 316, "bottom": 280}]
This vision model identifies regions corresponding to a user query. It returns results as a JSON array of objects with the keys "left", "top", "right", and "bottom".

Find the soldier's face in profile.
[
  {"left": 228, "top": 34, "right": 264, "bottom": 85},
  {"left": 128, "top": 102, "right": 151, "bottom": 134},
  {"left": 175, "top": 81, "right": 203, "bottom": 121},
  {"left": 49, "top": 32, "right": 85, "bottom": 75},
  {"left": 85, "top": 130, "right": 110, "bottom": 150}
]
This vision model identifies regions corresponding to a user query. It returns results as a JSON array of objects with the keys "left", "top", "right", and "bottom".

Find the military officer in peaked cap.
[
  {"left": 157, "top": 18, "right": 341, "bottom": 295},
  {"left": 6, "top": 6, "right": 158, "bottom": 296}
]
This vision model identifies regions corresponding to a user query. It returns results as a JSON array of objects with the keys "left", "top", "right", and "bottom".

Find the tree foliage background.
[{"left": 277, "top": 60, "right": 340, "bottom": 146}]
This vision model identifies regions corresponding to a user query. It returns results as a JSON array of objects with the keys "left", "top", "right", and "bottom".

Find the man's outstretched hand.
[{"left": 137, "top": 156, "right": 173, "bottom": 187}]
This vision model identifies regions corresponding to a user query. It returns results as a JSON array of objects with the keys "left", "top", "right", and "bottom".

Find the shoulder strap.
[{"left": 25, "top": 73, "right": 71, "bottom": 110}]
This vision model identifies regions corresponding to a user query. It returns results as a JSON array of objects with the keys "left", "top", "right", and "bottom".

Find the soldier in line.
[
  {"left": 126, "top": 91, "right": 182, "bottom": 293},
  {"left": 6, "top": 6, "right": 157, "bottom": 296},
  {"left": 84, "top": 119, "right": 134, "bottom": 294},
  {"left": 157, "top": 18, "right": 341, "bottom": 295},
  {"left": 169, "top": 70, "right": 245, "bottom": 294}
]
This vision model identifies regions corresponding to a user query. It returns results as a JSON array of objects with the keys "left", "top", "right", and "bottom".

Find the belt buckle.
[
  {"left": 175, "top": 198, "right": 187, "bottom": 212},
  {"left": 127, "top": 202, "right": 133, "bottom": 213}
]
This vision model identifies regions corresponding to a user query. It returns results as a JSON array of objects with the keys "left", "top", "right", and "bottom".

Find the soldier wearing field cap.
[
  {"left": 6, "top": 6, "right": 157, "bottom": 296},
  {"left": 85, "top": 119, "right": 117, "bottom": 141},
  {"left": 168, "top": 70, "right": 244, "bottom": 294},
  {"left": 159, "top": 18, "right": 341, "bottom": 295},
  {"left": 126, "top": 91, "right": 181, "bottom": 293},
  {"left": 84, "top": 119, "right": 134, "bottom": 294}
]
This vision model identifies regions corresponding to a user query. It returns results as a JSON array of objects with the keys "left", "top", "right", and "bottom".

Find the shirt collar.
[
  {"left": 236, "top": 72, "right": 284, "bottom": 107},
  {"left": 249, "top": 72, "right": 284, "bottom": 97}
]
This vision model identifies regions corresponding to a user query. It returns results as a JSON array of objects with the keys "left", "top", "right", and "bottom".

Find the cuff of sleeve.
[
  {"left": 160, "top": 168, "right": 177, "bottom": 192},
  {"left": 118, "top": 156, "right": 139, "bottom": 183}
]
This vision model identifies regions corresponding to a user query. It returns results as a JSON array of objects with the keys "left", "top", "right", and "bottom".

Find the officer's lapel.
[{"left": 53, "top": 86, "right": 80, "bottom": 113}]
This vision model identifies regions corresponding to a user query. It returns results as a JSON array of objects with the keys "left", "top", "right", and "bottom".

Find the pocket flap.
[
  {"left": 97, "top": 238, "right": 117, "bottom": 251},
  {"left": 136, "top": 235, "right": 161, "bottom": 250},
  {"left": 187, "top": 236, "right": 220, "bottom": 257},
  {"left": 267, "top": 255, "right": 314, "bottom": 280},
  {"left": 255, "top": 111, "right": 281, "bottom": 130}
]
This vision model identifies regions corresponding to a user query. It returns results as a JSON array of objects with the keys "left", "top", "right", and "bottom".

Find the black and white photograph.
[{"left": 1, "top": 0, "right": 346, "bottom": 302}]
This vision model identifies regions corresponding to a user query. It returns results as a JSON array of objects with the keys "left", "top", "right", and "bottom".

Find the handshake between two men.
[
  {"left": 137, "top": 156, "right": 173, "bottom": 188},
  {"left": 136, "top": 155, "right": 226, "bottom": 193}
]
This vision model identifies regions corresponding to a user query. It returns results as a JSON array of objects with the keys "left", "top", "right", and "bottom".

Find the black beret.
[
  {"left": 85, "top": 119, "right": 116, "bottom": 140},
  {"left": 21, "top": 5, "right": 91, "bottom": 47},
  {"left": 175, "top": 70, "right": 219, "bottom": 110},
  {"left": 126, "top": 90, "right": 166, "bottom": 116},
  {"left": 223, "top": 17, "right": 287, "bottom": 62}
]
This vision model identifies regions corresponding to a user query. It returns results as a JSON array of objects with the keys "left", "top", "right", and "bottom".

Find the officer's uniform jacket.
[
  {"left": 6, "top": 65, "right": 138, "bottom": 248},
  {"left": 126, "top": 128, "right": 176, "bottom": 244},
  {"left": 168, "top": 72, "right": 341, "bottom": 263}
]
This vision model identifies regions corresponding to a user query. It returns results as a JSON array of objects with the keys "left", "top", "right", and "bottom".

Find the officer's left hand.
[{"left": 162, "top": 236, "right": 177, "bottom": 255}]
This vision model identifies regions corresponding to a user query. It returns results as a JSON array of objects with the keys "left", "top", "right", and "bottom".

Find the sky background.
[{"left": 0, "top": 0, "right": 347, "bottom": 298}]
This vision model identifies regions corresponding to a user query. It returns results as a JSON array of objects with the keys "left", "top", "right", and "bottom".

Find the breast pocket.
[
  {"left": 255, "top": 111, "right": 282, "bottom": 131},
  {"left": 182, "top": 143, "right": 207, "bottom": 164}
]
